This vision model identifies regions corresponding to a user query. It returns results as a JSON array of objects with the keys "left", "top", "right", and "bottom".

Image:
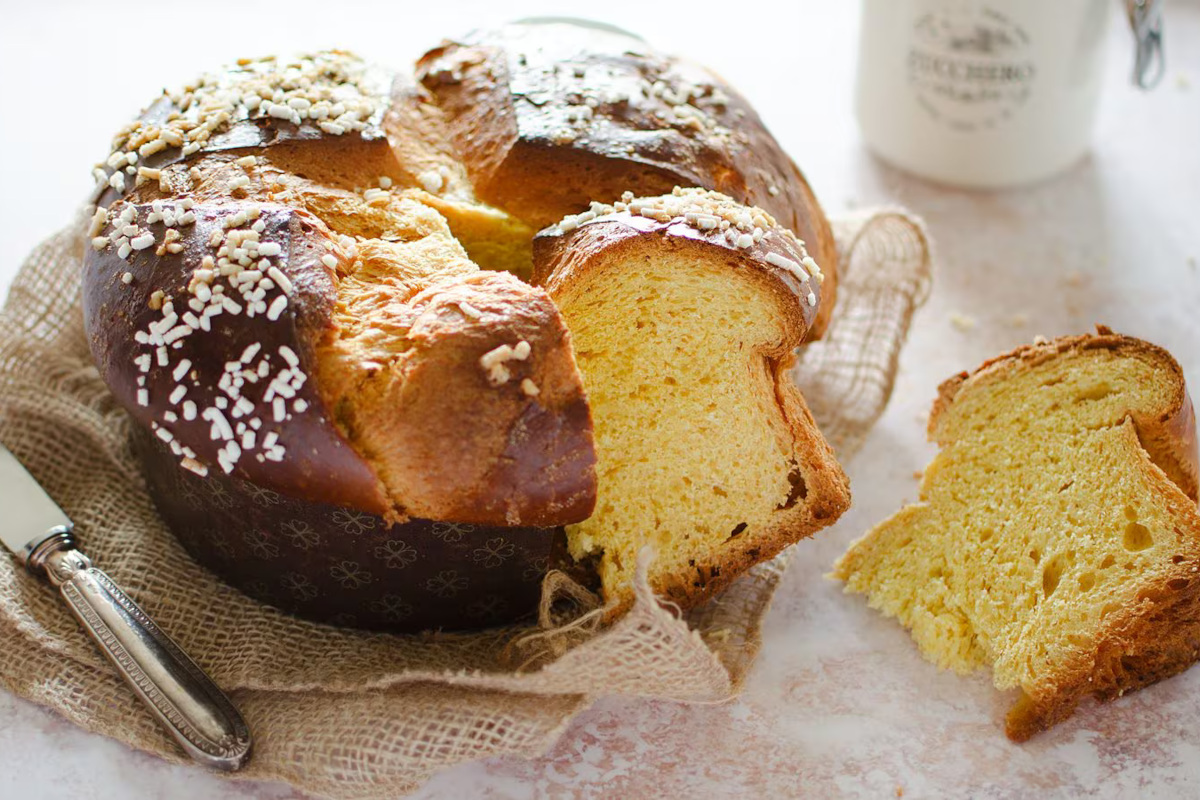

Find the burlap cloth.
[{"left": 0, "top": 208, "right": 930, "bottom": 798}]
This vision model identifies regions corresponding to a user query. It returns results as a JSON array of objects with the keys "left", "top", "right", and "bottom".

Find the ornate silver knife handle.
[{"left": 27, "top": 530, "right": 251, "bottom": 771}]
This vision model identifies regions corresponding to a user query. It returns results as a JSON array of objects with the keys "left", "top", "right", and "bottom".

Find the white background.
[{"left": 2, "top": 0, "right": 1199, "bottom": 797}]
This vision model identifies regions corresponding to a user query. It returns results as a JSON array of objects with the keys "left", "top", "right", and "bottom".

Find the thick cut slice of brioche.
[
  {"left": 535, "top": 189, "right": 850, "bottom": 612},
  {"left": 834, "top": 329, "right": 1200, "bottom": 741}
]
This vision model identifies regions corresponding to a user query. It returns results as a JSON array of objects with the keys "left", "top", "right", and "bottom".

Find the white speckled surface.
[{"left": 2, "top": 1, "right": 1199, "bottom": 797}]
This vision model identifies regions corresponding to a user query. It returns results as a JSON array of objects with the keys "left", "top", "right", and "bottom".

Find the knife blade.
[
  {"left": 0, "top": 444, "right": 251, "bottom": 771},
  {"left": 0, "top": 446, "right": 75, "bottom": 563}
]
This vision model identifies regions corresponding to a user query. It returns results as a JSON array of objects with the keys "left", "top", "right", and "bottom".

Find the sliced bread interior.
[
  {"left": 833, "top": 329, "right": 1200, "bottom": 740},
  {"left": 535, "top": 189, "right": 850, "bottom": 612}
]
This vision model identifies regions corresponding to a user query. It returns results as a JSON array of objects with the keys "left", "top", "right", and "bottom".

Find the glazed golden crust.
[
  {"left": 416, "top": 21, "right": 838, "bottom": 338},
  {"left": 317, "top": 270, "right": 596, "bottom": 526},
  {"left": 83, "top": 201, "right": 388, "bottom": 512},
  {"left": 82, "top": 38, "right": 841, "bottom": 624},
  {"left": 82, "top": 52, "right": 597, "bottom": 526},
  {"left": 91, "top": 53, "right": 394, "bottom": 209},
  {"left": 532, "top": 201, "right": 825, "bottom": 335}
]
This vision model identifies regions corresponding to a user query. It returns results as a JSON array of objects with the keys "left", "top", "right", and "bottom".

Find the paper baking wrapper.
[
  {"left": 0, "top": 208, "right": 931, "bottom": 798},
  {"left": 135, "top": 428, "right": 562, "bottom": 632}
]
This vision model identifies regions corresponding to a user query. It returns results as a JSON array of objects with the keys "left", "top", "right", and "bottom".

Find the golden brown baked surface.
[
  {"left": 82, "top": 52, "right": 596, "bottom": 525},
  {"left": 834, "top": 328, "right": 1200, "bottom": 741},
  {"left": 535, "top": 189, "right": 849, "bottom": 611},
  {"left": 81, "top": 33, "right": 843, "bottom": 622},
  {"left": 416, "top": 21, "right": 838, "bottom": 338}
]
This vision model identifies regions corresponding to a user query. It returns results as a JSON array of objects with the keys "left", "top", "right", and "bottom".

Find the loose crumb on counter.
[{"left": 949, "top": 311, "right": 976, "bottom": 332}]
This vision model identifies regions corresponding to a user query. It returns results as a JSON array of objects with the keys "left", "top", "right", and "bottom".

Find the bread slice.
[
  {"left": 833, "top": 328, "right": 1200, "bottom": 740},
  {"left": 534, "top": 189, "right": 850, "bottom": 612}
]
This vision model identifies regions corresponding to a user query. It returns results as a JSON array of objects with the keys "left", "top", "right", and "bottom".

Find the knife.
[{"left": 0, "top": 444, "right": 251, "bottom": 771}]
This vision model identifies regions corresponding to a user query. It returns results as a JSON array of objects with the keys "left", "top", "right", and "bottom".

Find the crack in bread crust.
[{"left": 416, "top": 21, "right": 838, "bottom": 339}]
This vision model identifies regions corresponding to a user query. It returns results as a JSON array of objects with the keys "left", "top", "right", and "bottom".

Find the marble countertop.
[{"left": 2, "top": 1, "right": 1199, "bottom": 797}]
